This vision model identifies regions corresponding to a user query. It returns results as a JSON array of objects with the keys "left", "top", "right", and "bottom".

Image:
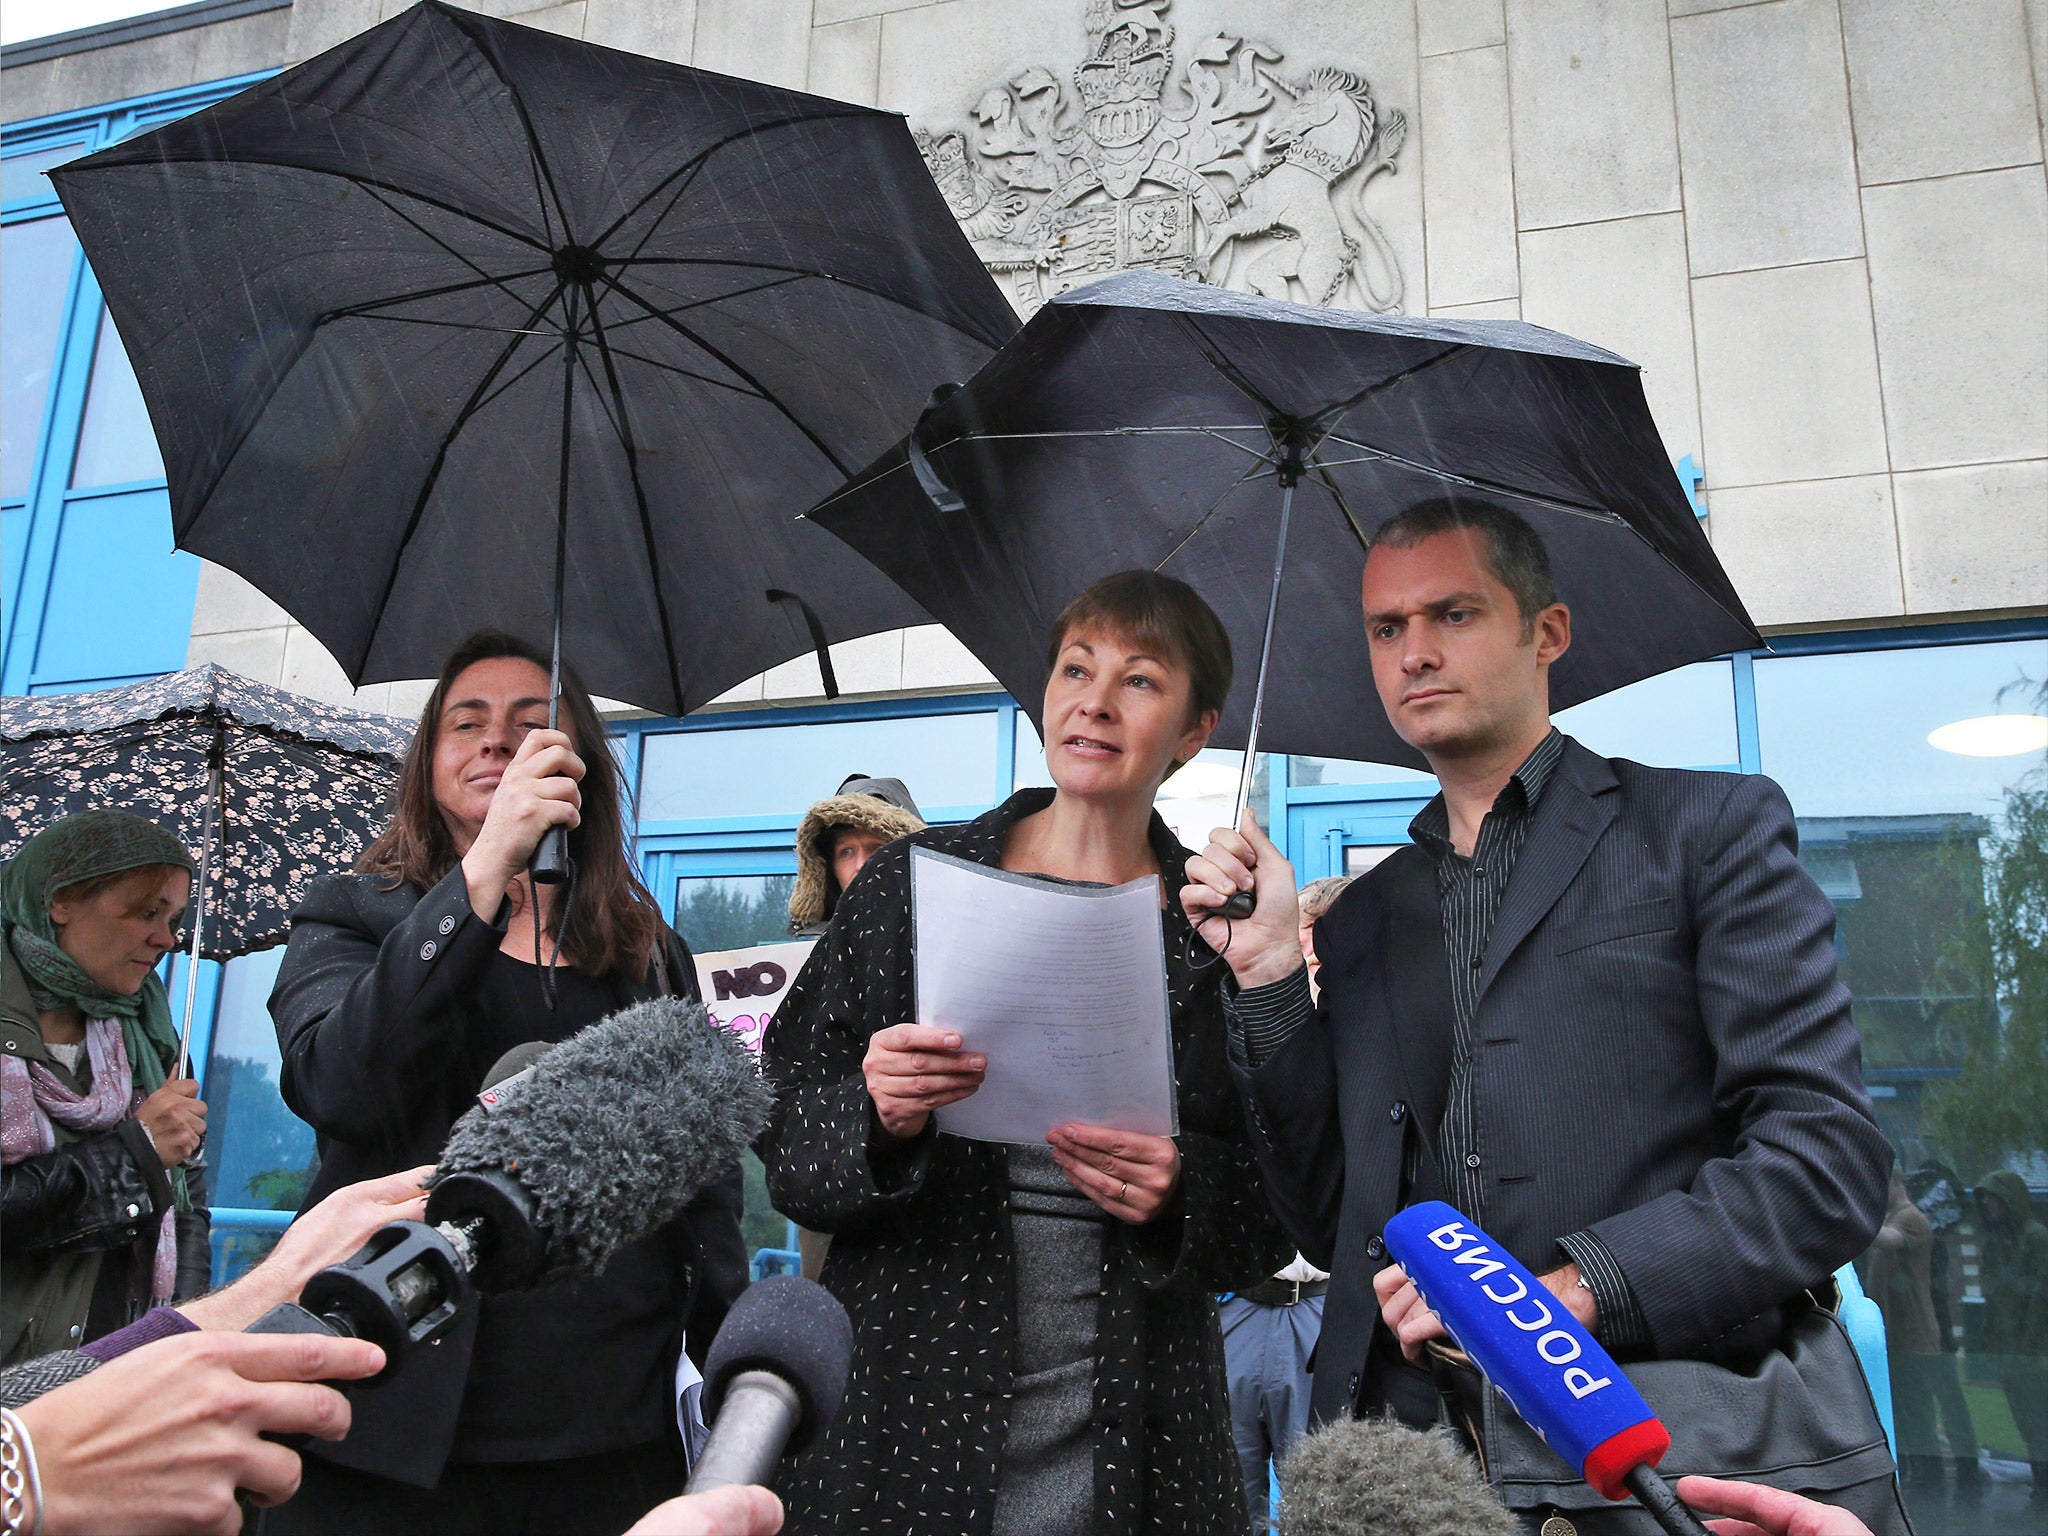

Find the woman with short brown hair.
[
  {"left": 760, "top": 570, "right": 1289, "bottom": 1536},
  {"left": 268, "top": 631, "right": 747, "bottom": 1535}
]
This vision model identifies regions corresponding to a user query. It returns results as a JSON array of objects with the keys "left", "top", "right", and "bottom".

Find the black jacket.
[
  {"left": 759, "top": 791, "right": 1291, "bottom": 1536},
  {"left": 270, "top": 865, "right": 748, "bottom": 1483},
  {"left": 1236, "top": 741, "right": 1893, "bottom": 1427}
]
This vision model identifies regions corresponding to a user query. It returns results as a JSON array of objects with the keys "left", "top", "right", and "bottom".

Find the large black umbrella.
[
  {"left": 0, "top": 665, "right": 413, "bottom": 1069},
  {"left": 50, "top": 2, "right": 1017, "bottom": 874},
  {"left": 811, "top": 273, "right": 1761, "bottom": 802}
]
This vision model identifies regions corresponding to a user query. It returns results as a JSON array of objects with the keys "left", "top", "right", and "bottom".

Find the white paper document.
[{"left": 910, "top": 845, "right": 1179, "bottom": 1144}]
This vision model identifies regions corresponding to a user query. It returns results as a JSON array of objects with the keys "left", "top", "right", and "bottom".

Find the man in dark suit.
[{"left": 1181, "top": 499, "right": 1894, "bottom": 1521}]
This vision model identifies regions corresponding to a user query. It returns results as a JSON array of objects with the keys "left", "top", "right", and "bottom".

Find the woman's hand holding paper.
[
  {"left": 863, "top": 1024, "right": 987, "bottom": 1139},
  {"left": 1048, "top": 1123, "right": 1181, "bottom": 1224}
]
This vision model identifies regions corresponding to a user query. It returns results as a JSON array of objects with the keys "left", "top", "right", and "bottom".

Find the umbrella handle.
[
  {"left": 1221, "top": 889, "right": 1257, "bottom": 920},
  {"left": 532, "top": 826, "right": 572, "bottom": 885}
]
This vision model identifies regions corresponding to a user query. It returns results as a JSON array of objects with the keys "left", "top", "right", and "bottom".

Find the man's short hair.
[{"left": 1367, "top": 497, "right": 1558, "bottom": 633}]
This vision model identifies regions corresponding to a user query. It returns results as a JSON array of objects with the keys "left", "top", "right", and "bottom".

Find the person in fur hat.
[{"left": 786, "top": 775, "right": 926, "bottom": 939}]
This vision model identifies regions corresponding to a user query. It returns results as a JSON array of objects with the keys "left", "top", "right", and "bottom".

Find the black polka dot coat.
[{"left": 759, "top": 789, "right": 1292, "bottom": 1536}]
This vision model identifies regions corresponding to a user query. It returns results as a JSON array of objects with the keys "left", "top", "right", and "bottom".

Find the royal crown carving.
[{"left": 916, "top": 0, "right": 1409, "bottom": 316}]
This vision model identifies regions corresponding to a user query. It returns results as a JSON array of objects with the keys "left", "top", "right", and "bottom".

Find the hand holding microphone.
[
  {"left": 1374, "top": 1253, "right": 1596, "bottom": 1362},
  {"left": 250, "top": 996, "right": 770, "bottom": 1379},
  {"left": 1383, "top": 1201, "right": 1712, "bottom": 1536}
]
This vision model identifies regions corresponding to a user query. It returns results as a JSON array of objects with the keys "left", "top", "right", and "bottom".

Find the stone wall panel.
[
  {"left": 1895, "top": 459, "right": 2048, "bottom": 614},
  {"left": 1705, "top": 475, "right": 1904, "bottom": 626},
  {"left": 1419, "top": 0, "right": 1504, "bottom": 56},
  {"left": 810, "top": 16, "right": 882, "bottom": 103},
  {"left": 1863, "top": 166, "right": 2048, "bottom": 471},
  {"left": 1841, "top": 0, "right": 2042, "bottom": 185},
  {"left": 1669, "top": 0, "right": 1864, "bottom": 275},
  {"left": 1505, "top": 0, "right": 1681, "bottom": 229},
  {"left": 1692, "top": 258, "right": 1889, "bottom": 486},
  {"left": 1419, "top": 45, "right": 1519, "bottom": 305}
]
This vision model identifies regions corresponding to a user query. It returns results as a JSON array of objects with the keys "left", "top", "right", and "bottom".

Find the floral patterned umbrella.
[{"left": 0, "top": 666, "right": 412, "bottom": 981}]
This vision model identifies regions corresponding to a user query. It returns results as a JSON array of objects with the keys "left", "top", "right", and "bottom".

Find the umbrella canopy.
[
  {"left": 49, "top": 0, "right": 1018, "bottom": 718},
  {"left": 810, "top": 273, "right": 1762, "bottom": 771},
  {"left": 0, "top": 665, "right": 412, "bottom": 960}
]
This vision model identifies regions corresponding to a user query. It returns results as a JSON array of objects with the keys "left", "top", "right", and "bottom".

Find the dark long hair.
[{"left": 358, "top": 631, "right": 663, "bottom": 981}]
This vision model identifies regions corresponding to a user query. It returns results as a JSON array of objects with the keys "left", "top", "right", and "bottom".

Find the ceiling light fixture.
[{"left": 1926, "top": 714, "right": 2048, "bottom": 758}]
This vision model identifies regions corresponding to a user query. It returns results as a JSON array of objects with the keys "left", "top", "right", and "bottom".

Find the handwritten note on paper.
[{"left": 910, "top": 845, "right": 1179, "bottom": 1144}]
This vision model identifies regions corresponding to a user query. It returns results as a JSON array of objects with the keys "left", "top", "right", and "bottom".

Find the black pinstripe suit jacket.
[{"left": 1234, "top": 737, "right": 1893, "bottom": 1426}]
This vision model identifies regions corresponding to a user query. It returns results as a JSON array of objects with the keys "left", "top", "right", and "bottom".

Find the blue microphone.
[{"left": 1384, "top": 1202, "right": 1710, "bottom": 1536}]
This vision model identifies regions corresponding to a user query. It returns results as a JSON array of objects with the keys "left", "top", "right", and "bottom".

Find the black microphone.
[
  {"left": 252, "top": 997, "right": 770, "bottom": 1377},
  {"left": 1279, "top": 1415, "right": 1517, "bottom": 1536},
  {"left": 685, "top": 1276, "right": 853, "bottom": 1494}
]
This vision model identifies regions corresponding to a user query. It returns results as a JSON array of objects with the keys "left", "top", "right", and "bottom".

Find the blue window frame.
[
  {"left": 619, "top": 693, "right": 1029, "bottom": 947},
  {"left": 1, "top": 74, "right": 272, "bottom": 696}
]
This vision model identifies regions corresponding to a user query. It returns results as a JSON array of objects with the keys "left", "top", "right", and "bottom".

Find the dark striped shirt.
[{"left": 1409, "top": 727, "right": 1566, "bottom": 1221}]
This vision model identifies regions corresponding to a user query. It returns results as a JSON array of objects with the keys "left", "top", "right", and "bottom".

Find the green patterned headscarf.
[{"left": 2, "top": 811, "right": 197, "bottom": 1208}]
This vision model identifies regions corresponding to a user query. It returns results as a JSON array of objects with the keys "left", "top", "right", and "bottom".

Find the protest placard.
[{"left": 692, "top": 939, "right": 816, "bottom": 1054}]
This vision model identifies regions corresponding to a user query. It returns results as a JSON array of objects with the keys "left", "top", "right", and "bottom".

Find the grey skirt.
[{"left": 990, "top": 1144, "right": 1109, "bottom": 1536}]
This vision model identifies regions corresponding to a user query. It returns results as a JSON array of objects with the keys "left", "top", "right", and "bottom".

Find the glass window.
[
  {"left": 28, "top": 487, "right": 200, "bottom": 689},
  {"left": 1289, "top": 754, "right": 1435, "bottom": 789},
  {"left": 202, "top": 947, "right": 316, "bottom": 1216},
  {"left": 2, "top": 216, "right": 75, "bottom": 500},
  {"left": 1756, "top": 637, "right": 2048, "bottom": 1504},
  {"left": 638, "top": 711, "right": 999, "bottom": 823},
  {"left": 1, "top": 142, "right": 84, "bottom": 206},
  {"left": 1757, "top": 641, "right": 2046, "bottom": 819},
  {"left": 69, "top": 307, "right": 163, "bottom": 488},
  {"left": 1553, "top": 660, "right": 1738, "bottom": 767},
  {"left": 1154, "top": 748, "right": 1269, "bottom": 848},
  {"left": 674, "top": 873, "right": 797, "bottom": 954},
  {"left": 203, "top": 946, "right": 315, "bottom": 1285},
  {"left": 1013, "top": 728, "right": 1055, "bottom": 793}
]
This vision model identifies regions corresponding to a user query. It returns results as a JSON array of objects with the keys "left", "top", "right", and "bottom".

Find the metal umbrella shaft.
[
  {"left": 175, "top": 736, "right": 223, "bottom": 1080},
  {"left": 531, "top": 283, "right": 582, "bottom": 887},
  {"left": 1218, "top": 440, "right": 1305, "bottom": 922},
  {"left": 1229, "top": 476, "right": 1297, "bottom": 834}
]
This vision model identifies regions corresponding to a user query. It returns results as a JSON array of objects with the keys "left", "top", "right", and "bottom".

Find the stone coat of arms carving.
[{"left": 916, "top": 0, "right": 1409, "bottom": 316}]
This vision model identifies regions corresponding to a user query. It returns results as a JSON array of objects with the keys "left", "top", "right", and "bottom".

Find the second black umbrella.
[{"left": 810, "top": 273, "right": 1762, "bottom": 795}]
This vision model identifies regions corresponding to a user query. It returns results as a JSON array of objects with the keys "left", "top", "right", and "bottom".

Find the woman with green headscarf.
[{"left": 1, "top": 810, "right": 212, "bottom": 1366}]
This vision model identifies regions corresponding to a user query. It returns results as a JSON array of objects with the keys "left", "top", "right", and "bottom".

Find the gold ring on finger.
[{"left": 1118, "top": 1180, "right": 1129, "bottom": 1201}]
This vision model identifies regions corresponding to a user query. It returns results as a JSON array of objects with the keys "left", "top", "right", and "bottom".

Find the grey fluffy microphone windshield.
[
  {"left": 429, "top": 995, "right": 771, "bottom": 1288},
  {"left": 1280, "top": 1416, "right": 1517, "bottom": 1536}
]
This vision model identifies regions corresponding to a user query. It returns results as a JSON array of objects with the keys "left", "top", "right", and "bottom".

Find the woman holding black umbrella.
[
  {"left": 267, "top": 631, "right": 746, "bottom": 1535},
  {"left": 1, "top": 811, "right": 212, "bottom": 1365},
  {"left": 759, "top": 571, "right": 1291, "bottom": 1536}
]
